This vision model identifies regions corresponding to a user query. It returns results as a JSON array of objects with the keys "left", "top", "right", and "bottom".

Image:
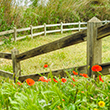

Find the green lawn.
[{"left": 0, "top": 32, "right": 110, "bottom": 75}]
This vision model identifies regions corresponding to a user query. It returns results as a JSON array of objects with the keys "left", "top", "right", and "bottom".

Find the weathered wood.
[
  {"left": 46, "top": 30, "right": 61, "bottom": 34},
  {"left": 13, "top": 27, "right": 17, "bottom": 42},
  {"left": 87, "top": 17, "right": 102, "bottom": 77},
  {"left": 61, "top": 22, "right": 63, "bottom": 34},
  {"left": 44, "top": 23, "right": 46, "bottom": 36},
  {"left": 0, "top": 70, "right": 13, "bottom": 79},
  {"left": 18, "top": 65, "right": 87, "bottom": 82},
  {"left": 46, "top": 24, "right": 60, "bottom": 27},
  {"left": 100, "top": 62, "right": 110, "bottom": 75},
  {"left": 11, "top": 48, "right": 21, "bottom": 82},
  {"left": 17, "top": 27, "right": 30, "bottom": 32},
  {"left": 30, "top": 25, "right": 33, "bottom": 39},
  {"left": 0, "top": 30, "right": 14, "bottom": 36},
  {"left": 16, "top": 29, "right": 87, "bottom": 62},
  {"left": 97, "top": 22, "right": 110, "bottom": 40},
  {"left": 0, "top": 52, "right": 11, "bottom": 59},
  {"left": 79, "top": 21, "right": 81, "bottom": 31}
]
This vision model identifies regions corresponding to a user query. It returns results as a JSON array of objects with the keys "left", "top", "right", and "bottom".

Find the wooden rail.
[
  {"left": 0, "top": 70, "right": 13, "bottom": 79},
  {"left": 0, "top": 52, "right": 12, "bottom": 59},
  {"left": 16, "top": 29, "right": 87, "bottom": 62},
  {"left": 0, "top": 17, "right": 110, "bottom": 82},
  {"left": 18, "top": 61, "right": 110, "bottom": 82}
]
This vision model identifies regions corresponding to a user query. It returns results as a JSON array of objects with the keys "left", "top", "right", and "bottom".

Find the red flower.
[
  {"left": 91, "top": 65, "right": 102, "bottom": 72},
  {"left": 72, "top": 71, "right": 78, "bottom": 75},
  {"left": 99, "top": 75, "right": 104, "bottom": 82},
  {"left": 53, "top": 78, "right": 58, "bottom": 83},
  {"left": 38, "top": 76, "right": 45, "bottom": 81},
  {"left": 47, "top": 78, "right": 51, "bottom": 82},
  {"left": 17, "top": 82, "right": 23, "bottom": 86},
  {"left": 61, "top": 78, "right": 67, "bottom": 83},
  {"left": 44, "top": 64, "right": 48, "bottom": 68},
  {"left": 26, "top": 78, "right": 35, "bottom": 86},
  {"left": 72, "top": 77, "right": 75, "bottom": 82},
  {"left": 80, "top": 73, "right": 88, "bottom": 78},
  {"left": 62, "top": 99, "right": 65, "bottom": 101},
  {"left": 38, "top": 76, "right": 49, "bottom": 82}
]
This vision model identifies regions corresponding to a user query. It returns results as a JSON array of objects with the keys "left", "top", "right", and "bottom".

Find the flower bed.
[{"left": 0, "top": 65, "right": 110, "bottom": 110}]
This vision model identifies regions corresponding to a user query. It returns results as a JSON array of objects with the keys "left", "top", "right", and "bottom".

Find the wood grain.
[
  {"left": 0, "top": 52, "right": 11, "bottom": 59},
  {"left": 16, "top": 29, "right": 87, "bottom": 62}
]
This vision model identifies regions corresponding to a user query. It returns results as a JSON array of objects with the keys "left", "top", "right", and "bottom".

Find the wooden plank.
[
  {"left": 33, "top": 32, "right": 44, "bottom": 37},
  {"left": 18, "top": 65, "right": 87, "bottom": 82},
  {"left": 14, "top": 27, "right": 17, "bottom": 42},
  {"left": 46, "top": 24, "right": 60, "bottom": 27},
  {"left": 0, "top": 52, "right": 11, "bottom": 59},
  {"left": 46, "top": 30, "right": 61, "bottom": 34},
  {"left": 11, "top": 48, "right": 21, "bottom": 82},
  {"left": 32, "top": 25, "right": 44, "bottom": 29},
  {"left": 63, "top": 28, "right": 79, "bottom": 31},
  {"left": 0, "top": 30, "right": 14, "bottom": 36},
  {"left": 61, "top": 22, "right": 63, "bottom": 34},
  {"left": 18, "top": 62, "right": 110, "bottom": 82},
  {"left": 16, "top": 29, "right": 87, "bottom": 62},
  {"left": 87, "top": 17, "right": 102, "bottom": 77},
  {"left": 44, "top": 23, "right": 46, "bottom": 36},
  {"left": 97, "top": 22, "right": 110, "bottom": 39},
  {"left": 17, "top": 27, "right": 30, "bottom": 32},
  {"left": 100, "top": 62, "right": 110, "bottom": 75},
  {"left": 0, "top": 70, "right": 13, "bottom": 79},
  {"left": 63, "top": 22, "right": 79, "bottom": 26}
]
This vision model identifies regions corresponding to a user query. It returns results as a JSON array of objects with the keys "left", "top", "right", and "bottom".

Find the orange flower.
[
  {"left": 26, "top": 78, "right": 35, "bottom": 86},
  {"left": 17, "top": 82, "right": 23, "bottom": 86},
  {"left": 91, "top": 65, "right": 102, "bottom": 72},
  {"left": 61, "top": 78, "right": 67, "bottom": 83},
  {"left": 38, "top": 76, "right": 45, "bottom": 81},
  {"left": 72, "top": 71, "right": 78, "bottom": 75},
  {"left": 80, "top": 73, "right": 88, "bottom": 78},
  {"left": 99, "top": 75, "right": 104, "bottom": 82},
  {"left": 82, "top": 73, "right": 88, "bottom": 78},
  {"left": 62, "top": 99, "right": 65, "bottom": 101},
  {"left": 47, "top": 78, "right": 51, "bottom": 82},
  {"left": 72, "top": 77, "right": 75, "bottom": 82},
  {"left": 44, "top": 64, "right": 48, "bottom": 68},
  {"left": 81, "top": 91, "right": 84, "bottom": 93},
  {"left": 53, "top": 78, "right": 58, "bottom": 83}
]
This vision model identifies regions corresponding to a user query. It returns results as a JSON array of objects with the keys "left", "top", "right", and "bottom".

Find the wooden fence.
[
  {"left": 0, "top": 17, "right": 110, "bottom": 82},
  {"left": 0, "top": 20, "right": 110, "bottom": 45}
]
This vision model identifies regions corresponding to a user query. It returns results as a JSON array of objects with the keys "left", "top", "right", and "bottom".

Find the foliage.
[
  {"left": 0, "top": 67, "right": 110, "bottom": 110},
  {"left": 1, "top": 0, "right": 110, "bottom": 32}
]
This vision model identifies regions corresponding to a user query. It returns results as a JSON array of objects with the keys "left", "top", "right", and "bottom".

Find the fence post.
[
  {"left": 11, "top": 48, "right": 21, "bottom": 82},
  {"left": 105, "top": 19, "right": 108, "bottom": 24},
  {"left": 44, "top": 23, "right": 46, "bottom": 36},
  {"left": 87, "top": 17, "right": 102, "bottom": 77},
  {"left": 14, "top": 27, "right": 17, "bottom": 42},
  {"left": 30, "top": 25, "right": 33, "bottom": 39},
  {"left": 61, "top": 22, "right": 63, "bottom": 34},
  {"left": 79, "top": 21, "right": 81, "bottom": 31}
]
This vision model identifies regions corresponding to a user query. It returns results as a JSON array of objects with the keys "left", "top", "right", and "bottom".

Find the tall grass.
[{"left": 0, "top": 0, "right": 110, "bottom": 32}]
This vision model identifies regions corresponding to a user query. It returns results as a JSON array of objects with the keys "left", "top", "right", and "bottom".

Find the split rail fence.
[
  {"left": 0, "top": 20, "right": 110, "bottom": 45},
  {"left": 0, "top": 17, "right": 110, "bottom": 82}
]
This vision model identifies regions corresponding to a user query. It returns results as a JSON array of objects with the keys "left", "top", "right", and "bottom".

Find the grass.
[
  {"left": 0, "top": 32, "right": 110, "bottom": 110},
  {"left": 0, "top": 71, "right": 110, "bottom": 110},
  {"left": 0, "top": 31, "right": 110, "bottom": 75}
]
